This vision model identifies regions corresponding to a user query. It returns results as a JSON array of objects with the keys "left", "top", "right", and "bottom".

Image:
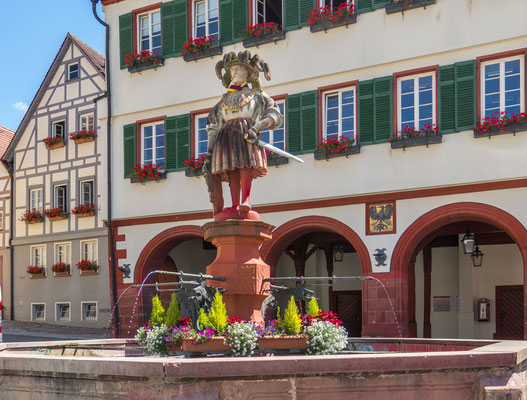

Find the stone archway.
[{"left": 391, "top": 202, "right": 527, "bottom": 339}]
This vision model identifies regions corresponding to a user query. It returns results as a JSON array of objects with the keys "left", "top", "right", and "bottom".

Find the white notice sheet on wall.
[{"left": 433, "top": 296, "right": 451, "bottom": 312}]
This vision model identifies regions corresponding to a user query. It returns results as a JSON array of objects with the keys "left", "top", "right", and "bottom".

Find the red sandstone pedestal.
[{"left": 203, "top": 220, "right": 273, "bottom": 325}]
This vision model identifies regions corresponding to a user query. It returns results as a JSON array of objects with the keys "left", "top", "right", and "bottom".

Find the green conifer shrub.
[
  {"left": 149, "top": 295, "right": 165, "bottom": 327},
  {"left": 307, "top": 297, "right": 320, "bottom": 317},
  {"left": 198, "top": 308, "right": 210, "bottom": 331},
  {"left": 165, "top": 292, "right": 181, "bottom": 326},
  {"left": 205, "top": 291, "right": 228, "bottom": 333},
  {"left": 282, "top": 296, "right": 302, "bottom": 335}
]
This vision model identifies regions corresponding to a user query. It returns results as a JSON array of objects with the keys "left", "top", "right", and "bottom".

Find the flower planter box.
[
  {"left": 80, "top": 269, "right": 99, "bottom": 276},
  {"left": 53, "top": 271, "right": 70, "bottom": 277},
  {"left": 46, "top": 141, "right": 66, "bottom": 150},
  {"left": 180, "top": 337, "right": 230, "bottom": 352},
  {"left": 75, "top": 211, "right": 95, "bottom": 218},
  {"left": 127, "top": 58, "right": 165, "bottom": 73},
  {"left": 48, "top": 215, "right": 68, "bottom": 221},
  {"left": 73, "top": 136, "right": 95, "bottom": 144},
  {"left": 183, "top": 46, "right": 223, "bottom": 62},
  {"left": 243, "top": 31, "right": 286, "bottom": 48},
  {"left": 185, "top": 168, "right": 204, "bottom": 177},
  {"left": 29, "top": 272, "right": 46, "bottom": 279},
  {"left": 166, "top": 342, "right": 183, "bottom": 353},
  {"left": 385, "top": 0, "right": 437, "bottom": 14},
  {"left": 314, "top": 145, "right": 361, "bottom": 160},
  {"left": 257, "top": 335, "right": 309, "bottom": 350},
  {"left": 390, "top": 134, "right": 442, "bottom": 149},
  {"left": 129, "top": 171, "right": 167, "bottom": 184},
  {"left": 26, "top": 219, "right": 44, "bottom": 225},
  {"left": 473, "top": 122, "right": 527, "bottom": 139},
  {"left": 310, "top": 16, "right": 357, "bottom": 33},
  {"left": 267, "top": 155, "right": 289, "bottom": 167}
]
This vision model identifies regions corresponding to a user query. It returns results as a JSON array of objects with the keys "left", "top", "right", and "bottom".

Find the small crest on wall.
[{"left": 366, "top": 201, "right": 396, "bottom": 235}]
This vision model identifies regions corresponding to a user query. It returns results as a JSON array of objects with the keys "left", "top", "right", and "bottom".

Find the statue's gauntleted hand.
[
  {"left": 202, "top": 153, "right": 212, "bottom": 174},
  {"left": 244, "top": 127, "right": 259, "bottom": 144}
]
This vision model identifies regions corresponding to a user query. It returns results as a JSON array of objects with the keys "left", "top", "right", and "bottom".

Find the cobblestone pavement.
[{"left": 1, "top": 320, "right": 111, "bottom": 343}]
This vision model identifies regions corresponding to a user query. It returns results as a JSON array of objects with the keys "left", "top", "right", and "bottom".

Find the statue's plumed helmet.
[{"left": 215, "top": 50, "right": 271, "bottom": 88}]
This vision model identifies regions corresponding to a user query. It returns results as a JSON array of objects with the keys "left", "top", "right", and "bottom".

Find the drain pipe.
[
  {"left": 91, "top": 0, "right": 120, "bottom": 337},
  {"left": 5, "top": 161, "right": 14, "bottom": 321}
]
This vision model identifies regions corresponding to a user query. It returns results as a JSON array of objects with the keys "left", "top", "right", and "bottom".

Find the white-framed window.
[
  {"left": 30, "top": 245, "right": 46, "bottom": 267},
  {"left": 142, "top": 122, "right": 165, "bottom": 168},
  {"left": 80, "top": 240, "right": 98, "bottom": 262},
  {"left": 138, "top": 9, "right": 162, "bottom": 55},
  {"left": 80, "top": 181, "right": 94, "bottom": 205},
  {"left": 68, "top": 63, "right": 79, "bottom": 80},
  {"left": 195, "top": 114, "right": 209, "bottom": 158},
  {"left": 194, "top": 0, "right": 219, "bottom": 40},
  {"left": 481, "top": 56, "right": 525, "bottom": 119},
  {"left": 55, "top": 302, "right": 71, "bottom": 321},
  {"left": 319, "top": 0, "right": 353, "bottom": 8},
  {"left": 54, "top": 185, "right": 67, "bottom": 212},
  {"left": 397, "top": 72, "right": 436, "bottom": 132},
  {"left": 54, "top": 242, "right": 71, "bottom": 265},
  {"left": 323, "top": 87, "right": 356, "bottom": 141},
  {"left": 52, "top": 120, "right": 66, "bottom": 139},
  {"left": 80, "top": 113, "right": 94, "bottom": 131},
  {"left": 31, "top": 303, "right": 46, "bottom": 321},
  {"left": 260, "top": 101, "right": 286, "bottom": 150},
  {"left": 30, "top": 188, "right": 43, "bottom": 212},
  {"left": 81, "top": 301, "right": 98, "bottom": 321},
  {"left": 254, "top": 0, "right": 283, "bottom": 25}
]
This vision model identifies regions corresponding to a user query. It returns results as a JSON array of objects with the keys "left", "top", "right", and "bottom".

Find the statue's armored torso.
[{"left": 220, "top": 89, "right": 261, "bottom": 121}]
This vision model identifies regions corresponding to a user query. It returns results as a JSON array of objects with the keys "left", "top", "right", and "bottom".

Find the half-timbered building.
[
  {"left": 3, "top": 34, "right": 110, "bottom": 328},
  {"left": 99, "top": 0, "right": 527, "bottom": 340}
]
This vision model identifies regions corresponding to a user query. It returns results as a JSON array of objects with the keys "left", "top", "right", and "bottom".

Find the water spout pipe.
[
  {"left": 263, "top": 276, "right": 375, "bottom": 282},
  {"left": 153, "top": 270, "right": 226, "bottom": 281}
]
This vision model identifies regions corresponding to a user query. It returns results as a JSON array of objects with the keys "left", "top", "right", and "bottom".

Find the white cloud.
[{"left": 12, "top": 102, "right": 28, "bottom": 112}]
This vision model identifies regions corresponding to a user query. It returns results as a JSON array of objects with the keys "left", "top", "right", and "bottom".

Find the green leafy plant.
[
  {"left": 224, "top": 322, "right": 259, "bottom": 356},
  {"left": 135, "top": 324, "right": 169, "bottom": 355},
  {"left": 203, "top": 291, "right": 228, "bottom": 333},
  {"left": 305, "top": 320, "right": 348, "bottom": 355},
  {"left": 165, "top": 293, "right": 181, "bottom": 327},
  {"left": 149, "top": 295, "right": 166, "bottom": 327},
  {"left": 197, "top": 308, "right": 210, "bottom": 331},
  {"left": 281, "top": 296, "right": 302, "bottom": 335},
  {"left": 307, "top": 298, "right": 320, "bottom": 317}
]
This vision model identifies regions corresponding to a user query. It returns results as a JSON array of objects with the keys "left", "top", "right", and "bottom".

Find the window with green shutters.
[
  {"left": 356, "top": 0, "right": 390, "bottom": 14},
  {"left": 161, "top": 0, "right": 188, "bottom": 58},
  {"left": 119, "top": 13, "right": 133, "bottom": 69},
  {"left": 286, "top": 91, "right": 318, "bottom": 154},
  {"left": 438, "top": 60, "right": 476, "bottom": 133},
  {"left": 123, "top": 124, "right": 137, "bottom": 178},
  {"left": 219, "top": 0, "right": 247, "bottom": 45},
  {"left": 284, "top": 0, "right": 315, "bottom": 31},
  {"left": 358, "top": 76, "right": 393, "bottom": 145},
  {"left": 165, "top": 114, "right": 191, "bottom": 171}
]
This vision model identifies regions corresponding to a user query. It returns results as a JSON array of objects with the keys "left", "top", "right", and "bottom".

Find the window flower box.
[
  {"left": 52, "top": 262, "right": 70, "bottom": 277},
  {"left": 473, "top": 113, "right": 527, "bottom": 139},
  {"left": 389, "top": 125, "right": 441, "bottom": 149},
  {"left": 183, "top": 36, "right": 222, "bottom": 62},
  {"left": 180, "top": 336, "right": 230, "bottom": 352},
  {"left": 308, "top": 3, "right": 357, "bottom": 33},
  {"left": 72, "top": 204, "right": 96, "bottom": 218},
  {"left": 241, "top": 23, "right": 286, "bottom": 48},
  {"left": 314, "top": 137, "right": 359, "bottom": 160},
  {"left": 184, "top": 155, "right": 206, "bottom": 177},
  {"left": 70, "top": 130, "right": 96, "bottom": 144},
  {"left": 267, "top": 155, "right": 289, "bottom": 167},
  {"left": 129, "top": 163, "right": 166, "bottom": 184},
  {"left": 257, "top": 335, "right": 309, "bottom": 350},
  {"left": 125, "top": 51, "right": 164, "bottom": 73},
  {"left": 20, "top": 210, "right": 44, "bottom": 224},
  {"left": 44, "top": 207, "right": 68, "bottom": 221},
  {"left": 43, "top": 136, "right": 66, "bottom": 150},
  {"left": 27, "top": 266, "right": 46, "bottom": 279},
  {"left": 77, "top": 260, "right": 99, "bottom": 276},
  {"left": 385, "top": 0, "right": 437, "bottom": 14}
]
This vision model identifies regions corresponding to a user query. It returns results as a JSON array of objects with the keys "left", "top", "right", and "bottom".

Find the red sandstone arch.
[
  {"left": 391, "top": 202, "right": 527, "bottom": 339},
  {"left": 261, "top": 215, "right": 372, "bottom": 277},
  {"left": 134, "top": 225, "right": 204, "bottom": 284}
]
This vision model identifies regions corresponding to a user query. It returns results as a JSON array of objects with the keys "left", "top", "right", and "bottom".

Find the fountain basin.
[{"left": 1, "top": 338, "right": 526, "bottom": 399}]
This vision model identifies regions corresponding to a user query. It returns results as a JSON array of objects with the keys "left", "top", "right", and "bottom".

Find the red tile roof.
[
  {"left": 0, "top": 126, "right": 15, "bottom": 158},
  {"left": 69, "top": 34, "right": 105, "bottom": 77}
]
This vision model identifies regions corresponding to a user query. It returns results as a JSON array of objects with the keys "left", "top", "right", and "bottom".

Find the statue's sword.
[{"left": 256, "top": 140, "right": 304, "bottom": 163}]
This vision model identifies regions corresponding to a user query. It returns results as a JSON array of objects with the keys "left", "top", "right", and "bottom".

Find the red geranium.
[
  {"left": 132, "top": 163, "right": 162, "bottom": 182},
  {"left": 472, "top": 112, "right": 527, "bottom": 136},
  {"left": 124, "top": 51, "right": 162, "bottom": 67},
  {"left": 239, "top": 22, "right": 283, "bottom": 39},
  {"left": 308, "top": 2, "right": 356, "bottom": 25},
  {"left": 316, "top": 136, "right": 356, "bottom": 159},
  {"left": 183, "top": 155, "right": 207, "bottom": 171},
  {"left": 182, "top": 35, "right": 218, "bottom": 57}
]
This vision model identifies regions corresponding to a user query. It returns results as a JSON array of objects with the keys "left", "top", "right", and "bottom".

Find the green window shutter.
[
  {"left": 165, "top": 117, "right": 178, "bottom": 172},
  {"left": 284, "top": 0, "right": 300, "bottom": 31},
  {"left": 220, "top": 0, "right": 247, "bottom": 45},
  {"left": 356, "top": 0, "right": 373, "bottom": 13},
  {"left": 123, "top": 123, "right": 136, "bottom": 178},
  {"left": 300, "top": 90, "right": 318, "bottom": 153},
  {"left": 119, "top": 13, "right": 133, "bottom": 70},
  {"left": 358, "top": 80, "right": 374, "bottom": 144},
  {"left": 299, "top": 0, "right": 316, "bottom": 27},
  {"left": 161, "top": 0, "right": 188, "bottom": 58},
  {"left": 455, "top": 60, "right": 477, "bottom": 131},
  {"left": 373, "top": 0, "right": 390, "bottom": 10},
  {"left": 176, "top": 114, "right": 191, "bottom": 170},
  {"left": 232, "top": 0, "right": 248, "bottom": 43},
  {"left": 286, "top": 94, "right": 302, "bottom": 154},
  {"left": 438, "top": 65, "right": 455, "bottom": 134},
  {"left": 373, "top": 76, "right": 393, "bottom": 143}
]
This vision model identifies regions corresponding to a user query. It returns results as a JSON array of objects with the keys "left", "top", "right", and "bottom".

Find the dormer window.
[{"left": 68, "top": 63, "right": 79, "bottom": 80}]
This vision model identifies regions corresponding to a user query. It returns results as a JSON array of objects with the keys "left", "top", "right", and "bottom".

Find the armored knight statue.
[{"left": 203, "top": 50, "right": 283, "bottom": 221}]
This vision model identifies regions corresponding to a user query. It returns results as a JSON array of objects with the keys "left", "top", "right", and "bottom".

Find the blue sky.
[{"left": 0, "top": 1, "right": 105, "bottom": 131}]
